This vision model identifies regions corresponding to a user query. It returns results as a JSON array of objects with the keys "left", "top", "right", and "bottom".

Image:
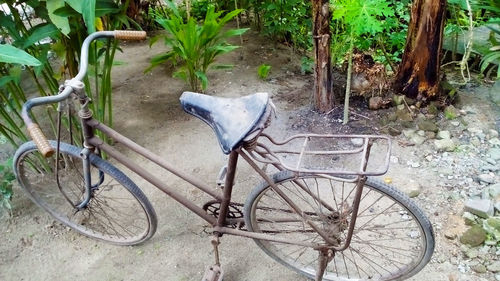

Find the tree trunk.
[
  {"left": 394, "top": 0, "right": 447, "bottom": 101},
  {"left": 312, "top": 0, "right": 333, "bottom": 112}
]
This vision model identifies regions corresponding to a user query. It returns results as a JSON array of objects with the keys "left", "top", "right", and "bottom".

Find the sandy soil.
[{"left": 1, "top": 29, "right": 498, "bottom": 281}]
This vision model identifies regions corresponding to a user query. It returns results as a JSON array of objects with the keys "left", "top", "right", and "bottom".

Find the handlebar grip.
[
  {"left": 114, "top": 30, "right": 146, "bottom": 40},
  {"left": 27, "top": 123, "right": 54, "bottom": 158}
]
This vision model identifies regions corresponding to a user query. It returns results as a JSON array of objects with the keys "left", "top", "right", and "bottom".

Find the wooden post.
[
  {"left": 394, "top": 0, "right": 447, "bottom": 101},
  {"left": 312, "top": 0, "right": 333, "bottom": 112}
]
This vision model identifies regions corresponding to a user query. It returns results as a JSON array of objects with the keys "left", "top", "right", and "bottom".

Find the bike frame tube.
[{"left": 83, "top": 120, "right": 331, "bottom": 248}]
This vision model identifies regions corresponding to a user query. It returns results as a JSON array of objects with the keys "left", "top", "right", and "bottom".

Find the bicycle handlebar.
[{"left": 22, "top": 30, "right": 147, "bottom": 157}]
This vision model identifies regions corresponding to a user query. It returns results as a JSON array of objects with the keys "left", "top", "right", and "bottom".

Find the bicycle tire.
[
  {"left": 14, "top": 141, "right": 157, "bottom": 245},
  {"left": 244, "top": 171, "right": 434, "bottom": 280}
]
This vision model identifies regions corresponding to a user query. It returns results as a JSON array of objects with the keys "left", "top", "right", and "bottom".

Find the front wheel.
[
  {"left": 14, "top": 141, "right": 157, "bottom": 245},
  {"left": 244, "top": 171, "right": 434, "bottom": 280}
]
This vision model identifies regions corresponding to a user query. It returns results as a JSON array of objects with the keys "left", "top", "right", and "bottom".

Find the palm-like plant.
[{"left": 147, "top": 1, "right": 248, "bottom": 91}]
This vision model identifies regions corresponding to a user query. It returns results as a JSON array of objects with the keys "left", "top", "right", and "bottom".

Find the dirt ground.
[{"left": 1, "top": 29, "right": 499, "bottom": 281}]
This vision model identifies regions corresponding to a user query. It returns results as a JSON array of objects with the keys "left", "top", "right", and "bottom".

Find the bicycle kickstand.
[
  {"left": 201, "top": 235, "right": 224, "bottom": 281},
  {"left": 315, "top": 249, "right": 334, "bottom": 281}
]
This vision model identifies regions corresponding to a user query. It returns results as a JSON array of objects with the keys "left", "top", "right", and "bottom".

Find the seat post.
[{"left": 215, "top": 150, "right": 239, "bottom": 229}]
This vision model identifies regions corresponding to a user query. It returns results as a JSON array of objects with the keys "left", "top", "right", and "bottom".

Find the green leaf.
[
  {"left": 65, "top": 0, "right": 83, "bottom": 13},
  {"left": 0, "top": 77, "right": 14, "bottom": 89},
  {"left": 52, "top": 6, "right": 80, "bottom": 17},
  {"left": 82, "top": 0, "right": 96, "bottom": 34},
  {"left": 0, "top": 45, "right": 41, "bottom": 66},
  {"left": 195, "top": 71, "right": 208, "bottom": 90},
  {"left": 221, "top": 28, "right": 249, "bottom": 38},
  {"left": 145, "top": 52, "right": 176, "bottom": 73},
  {"left": 95, "top": 0, "right": 120, "bottom": 17},
  {"left": 22, "top": 23, "right": 60, "bottom": 49},
  {"left": 47, "top": 0, "right": 71, "bottom": 35}
]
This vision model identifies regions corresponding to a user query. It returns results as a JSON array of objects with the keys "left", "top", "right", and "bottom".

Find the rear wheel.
[
  {"left": 244, "top": 171, "right": 434, "bottom": 280},
  {"left": 14, "top": 141, "right": 157, "bottom": 245}
]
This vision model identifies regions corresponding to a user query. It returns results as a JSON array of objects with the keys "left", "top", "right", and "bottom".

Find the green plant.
[
  {"left": 148, "top": 1, "right": 248, "bottom": 91},
  {"left": 257, "top": 63, "right": 271, "bottom": 79},
  {"left": 332, "top": 0, "right": 395, "bottom": 124},
  {"left": 480, "top": 20, "right": 500, "bottom": 79},
  {"left": 300, "top": 56, "right": 314, "bottom": 74},
  {"left": 0, "top": 158, "right": 15, "bottom": 214}
]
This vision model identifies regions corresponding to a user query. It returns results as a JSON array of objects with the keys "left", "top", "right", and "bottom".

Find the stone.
[
  {"left": 460, "top": 225, "right": 487, "bottom": 246},
  {"left": 488, "top": 183, "right": 500, "bottom": 197},
  {"left": 417, "top": 120, "right": 438, "bottom": 132},
  {"left": 466, "top": 247, "right": 479, "bottom": 258},
  {"left": 478, "top": 174, "right": 495, "bottom": 184},
  {"left": 495, "top": 202, "right": 500, "bottom": 213},
  {"left": 488, "top": 261, "right": 500, "bottom": 273},
  {"left": 488, "top": 148, "right": 500, "bottom": 161},
  {"left": 462, "top": 212, "right": 476, "bottom": 225},
  {"left": 483, "top": 217, "right": 500, "bottom": 241},
  {"left": 427, "top": 103, "right": 438, "bottom": 115},
  {"left": 351, "top": 138, "right": 364, "bottom": 147},
  {"left": 489, "top": 138, "right": 500, "bottom": 146},
  {"left": 489, "top": 129, "right": 499, "bottom": 139},
  {"left": 444, "top": 105, "right": 458, "bottom": 120},
  {"left": 472, "top": 264, "right": 487, "bottom": 273},
  {"left": 403, "top": 129, "right": 416, "bottom": 138},
  {"left": 470, "top": 137, "right": 481, "bottom": 147},
  {"left": 496, "top": 274, "right": 500, "bottom": 281},
  {"left": 451, "top": 121, "right": 460, "bottom": 127},
  {"left": 387, "top": 127, "right": 401, "bottom": 136},
  {"left": 390, "top": 156, "right": 399, "bottom": 164},
  {"left": 444, "top": 231, "right": 457, "bottom": 240},
  {"left": 369, "top": 96, "right": 384, "bottom": 110},
  {"left": 481, "top": 164, "right": 499, "bottom": 172},
  {"left": 411, "top": 135, "right": 426, "bottom": 145},
  {"left": 406, "top": 181, "right": 422, "bottom": 198},
  {"left": 434, "top": 139, "right": 456, "bottom": 152},
  {"left": 425, "top": 131, "right": 436, "bottom": 139},
  {"left": 392, "top": 95, "right": 404, "bottom": 106},
  {"left": 437, "top": 130, "right": 451, "bottom": 140},
  {"left": 396, "top": 108, "right": 413, "bottom": 121},
  {"left": 464, "top": 199, "right": 494, "bottom": 218}
]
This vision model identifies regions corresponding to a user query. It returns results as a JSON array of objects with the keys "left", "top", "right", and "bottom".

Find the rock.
[
  {"left": 496, "top": 274, "right": 500, "bottom": 281},
  {"left": 351, "top": 138, "right": 364, "bottom": 147},
  {"left": 411, "top": 135, "right": 426, "bottom": 145},
  {"left": 460, "top": 225, "right": 487, "bottom": 246},
  {"left": 462, "top": 212, "right": 476, "bottom": 225},
  {"left": 488, "top": 183, "right": 500, "bottom": 197},
  {"left": 488, "top": 261, "right": 500, "bottom": 273},
  {"left": 425, "top": 131, "right": 436, "bottom": 139},
  {"left": 417, "top": 120, "right": 439, "bottom": 132},
  {"left": 489, "top": 148, "right": 500, "bottom": 161},
  {"left": 483, "top": 217, "right": 500, "bottom": 241},
  {"left": 427, "top": 103, "right": 438, "bottom": 115},
  {"left": 495, "top": 202, "right": 500, "bottom": 212},
  {"left": 369, "top": 96, "right": 384, "bottom": 110},
  {"left": 435, "top": 139, "right": 456, "bottom": 152},
  {"left": 451, "top": 121, "right": 460, "bottom": 127},
  {"left": 488, "top": 129, "right": 499, "bottom": 139},
  {"left": 406, "top": 181, "right": 422, "bottom": 198},
  {"left": 465, "top": 199, "right": 494, "bottom": 218},
  {"left": 466, "top": 247, "right": 479, "bottom": 258},
  {"left": 478, "top": 174, "right": 495, "bottom": 184},
  {"left": 392, "top": 95, "right": 404, "bottom": 106},
  {"left": 487, "top": 158, "right": 497, "bottom": 165},
  {"left": 489, "top": 138, "right": 500, "bottom": 146},
  {"left": 445, "top": 105, "right": 458, "bottom": 120},
  {"left": 437, "top": 130, "right": 451, "bottom": 140},
  {"left": 481, "top": 164, "right": 499, "bottom": 172},
  {"left": 470, "top": 137, "right": 481, "bottom": 147},
  {"left": 387, "top": 127, "right": 401, "bottom": 136},
  {"left": 403, "top": 129, "right": 416, "bottom": 138},
  {"left": 444, "top": 231, "right": 457, "bottom": 240},
  {"left": 472, "top": 264, "right": 487, "bottom": 273},
  {"left": 396, "top": 108, "right": 413, "bottom": 121},
  {"left": 390, "top": 156, "right": 399, "bottom": 164}
]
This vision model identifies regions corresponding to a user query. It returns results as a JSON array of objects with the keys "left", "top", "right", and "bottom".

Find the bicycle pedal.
[
  {"left": 216, "top": 165, "right": 228, "bottom": 189},
  {"left": 201, "top": 265, "right": 223, "bottom": 281}
]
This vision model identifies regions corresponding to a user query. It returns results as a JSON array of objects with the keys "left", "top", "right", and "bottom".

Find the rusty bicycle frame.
[{"left": 21, "top": 31, "right": 392, "bottom": 279}]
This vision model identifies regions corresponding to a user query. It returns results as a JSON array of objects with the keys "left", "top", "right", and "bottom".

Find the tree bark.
[
  {"left": 394, "top": 0, "right": 447, "bottom": 101},
  {"left": 312, "top": 0, "right": 333, "bottom": 112}
]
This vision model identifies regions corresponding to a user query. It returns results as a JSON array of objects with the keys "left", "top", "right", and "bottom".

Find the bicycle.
[{"left": 13, "top": 31, "right": 434, "bottom": 281}]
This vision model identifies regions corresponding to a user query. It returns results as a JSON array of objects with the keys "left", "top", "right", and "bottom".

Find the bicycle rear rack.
[{"left": 245, "top": 133, "right": 391, "bottom": 179}]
